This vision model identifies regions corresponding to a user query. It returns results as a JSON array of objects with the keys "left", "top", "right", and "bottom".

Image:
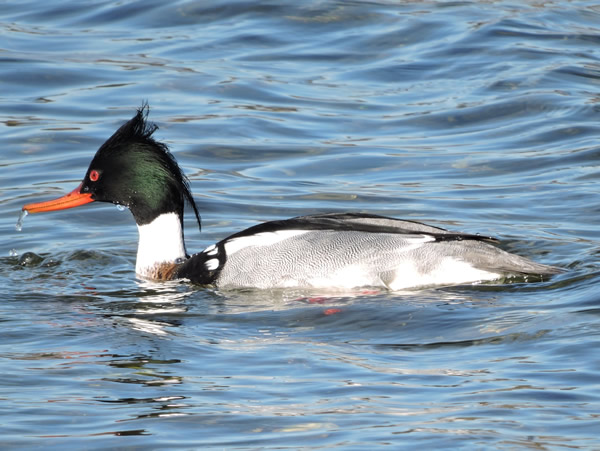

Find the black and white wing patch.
[{"left": 175, "top": 242, "right": 226, "bottom": 285}]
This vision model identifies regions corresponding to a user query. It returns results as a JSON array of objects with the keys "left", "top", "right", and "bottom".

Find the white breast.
[{"left": 136, "top": 213, "right": 186, "bottom": 278}]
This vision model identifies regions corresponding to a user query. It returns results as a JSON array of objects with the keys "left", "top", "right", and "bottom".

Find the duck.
[{"left": 22, "top": 106, "right": 562, "bottom": 290}]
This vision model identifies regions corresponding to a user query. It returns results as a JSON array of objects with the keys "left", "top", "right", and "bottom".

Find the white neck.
[{"left": 135, "top": 212, "right": 187, "bottom": 278}]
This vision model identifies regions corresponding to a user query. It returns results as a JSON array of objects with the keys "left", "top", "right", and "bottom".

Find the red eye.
[{"left": 89, "top": 170, "right": 100, "bottom": 182}]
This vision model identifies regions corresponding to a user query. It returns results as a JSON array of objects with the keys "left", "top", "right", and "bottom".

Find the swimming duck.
[{"left": 22, "top": 107, "right": 562, "bottom": 290}]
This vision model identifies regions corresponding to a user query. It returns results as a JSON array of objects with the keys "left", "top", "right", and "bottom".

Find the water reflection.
[
  {"left": 101, "top": 280, "right": 195, "bottom": 336},
  {"left": 103, "top": 355, "right": 183, "bottom": 387}
]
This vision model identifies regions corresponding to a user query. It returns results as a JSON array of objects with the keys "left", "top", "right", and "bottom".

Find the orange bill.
[{"left": 22, "top": 183, "right": 94, "bottom": 213}]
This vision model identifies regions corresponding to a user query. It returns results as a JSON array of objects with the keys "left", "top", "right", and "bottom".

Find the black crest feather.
[{"left": 99, "top": 104, "right": 202, "bottom": 231}]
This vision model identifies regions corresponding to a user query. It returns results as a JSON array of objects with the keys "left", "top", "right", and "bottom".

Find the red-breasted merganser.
[{"left": 22, "top": 107, "right": 562, "bottom": 290}]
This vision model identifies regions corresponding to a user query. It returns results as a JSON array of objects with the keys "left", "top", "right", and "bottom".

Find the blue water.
[{"left": 1, "top": 1, "right": 600, "bottom": 448}]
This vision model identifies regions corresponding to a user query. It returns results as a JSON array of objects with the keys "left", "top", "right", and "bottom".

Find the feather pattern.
[{"left": 175, "top": 213, "right": 561, "bottom": 289}]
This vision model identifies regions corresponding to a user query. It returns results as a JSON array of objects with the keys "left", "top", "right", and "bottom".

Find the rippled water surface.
[{"left": 1, "top": 1, "right": 600, "bottom": 448}]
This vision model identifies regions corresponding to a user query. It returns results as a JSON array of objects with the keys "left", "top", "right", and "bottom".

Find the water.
[
  {"left": 15, "top": 209, "right": 27, "bottom": 231},
  {"left": 1, "top": 0, "right": 599, "bottom": 448}
]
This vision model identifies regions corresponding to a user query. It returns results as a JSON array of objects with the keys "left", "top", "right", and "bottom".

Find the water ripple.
[{"left": 1, "top": 0, "right": 599, "bottom": 448}]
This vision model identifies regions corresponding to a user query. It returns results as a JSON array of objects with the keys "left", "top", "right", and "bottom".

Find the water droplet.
[
  {"left": 9, "top": 249, "right": 18, "bottom": 257},
  {"left": 15, "top": 210, "right": 28, "bottom": 231},
  {"left": 116, "top": 204, "right": 126, "bottom": 211}
]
